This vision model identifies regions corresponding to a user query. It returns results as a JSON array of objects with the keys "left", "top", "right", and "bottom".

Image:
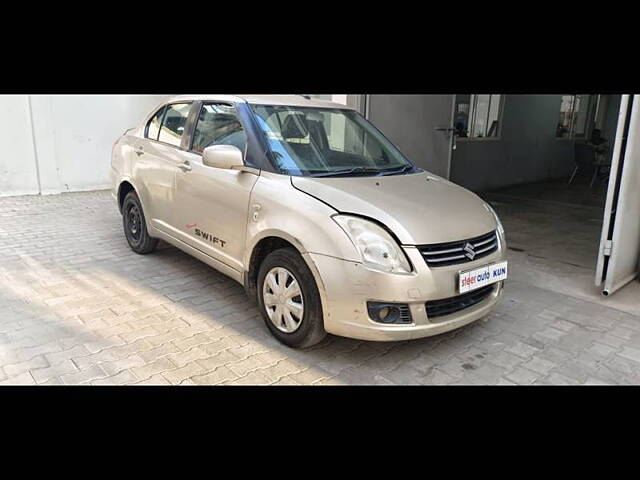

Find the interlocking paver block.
[
  {"left": 166, "top": 347, "right": 210, "bottom": 368},
  {"left": 31, "top": 360, "right": 79, "bottom": 384},
  {"left": 191, "top": 366, "right": 239, "bottom": 385},
  {"left": 98, "top": 355, "right": 147, "bottom": 377},
  {"left": 227, "top": 355, "right": 271, "bottom": 377},
  {"left": 522, "top": 356, "right": 556, "bottom": 375},
  {"left": 137, "top": 342, "right": 180, "bottom": 363},
  {"left": 505, "top": 366, "right": 540, "bottom": 385},
  {"left": 226, "top": 370, "right": 273, "bottom": 385},
  {"left": 287, "top": 368, "right": 335, "bottom": 385},
  {"left": 60, "top": 364, "right": 109, "bottom": 385},
  {"left": 539, "top": 372, "right": 581, "bottom": 385},
  {"left": 119, "top": 326, "right": 159, "bottom": 344},
  {"left": 258, "top": 360, "right": 304, "bottom": 383},
  {"left": 3, "top": 355, "right": 49, "bottom": 377},
  {"left": 84, "top": 336, "right": 126, "bottom": 354},
  {"left": 505, "top": 341, "right": 541, "bottom": 359},
  {"left": 618, "top": 347, "right": 640, "bottom": 364},
  {"left": 2, "top": 190, "right": 640, "bottom": 385},
  {"left": 488, "top": 350, "right": 523, "bottom": 371},
  {"left": 0, "top": 371, "right": 36, "bottom": 385},
  {"left": 136, "top": 374, "right": 171, "bottom": 385},
  {"left": 146, "top": 330, "right": 188, "bottom": 348},
  {"left": 14, "top": 341, "right": 63, "bottom": 363},
  {"left": 173, "top": 332, "right": 213, "bottom": 352},
  {"left": 131, "top": 357, "right": 175, "bottom": 381},
  {"left": 196, "top": 350, "right": 241, "bottom": 371},
  {"left": 161, "top": 362, "right": 205, "bottom": 384},
  {"left": 200, "top": 336, "right": 246, "bottom": 355},
  {"left": 92, "top": 370, "right": 139, "bottom": 385},
  {"left": 45, "top": 345, "right": 90, "bottom": 366}
]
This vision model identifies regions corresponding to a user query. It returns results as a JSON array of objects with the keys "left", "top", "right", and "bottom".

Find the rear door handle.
[
  {"left": 178, "top": 161, "right": 192, "bottom": 172},
  {"left": 134, "top": 146, "right": 144, "bottom": 156}
]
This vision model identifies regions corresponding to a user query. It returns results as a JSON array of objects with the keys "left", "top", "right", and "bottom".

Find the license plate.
[{"left": 459, "top": 261, "right": 508, "bottom": 294}]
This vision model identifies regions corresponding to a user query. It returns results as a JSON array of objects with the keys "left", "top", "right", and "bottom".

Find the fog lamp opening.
[{"left": 367, "top": 302, "right": 412, "bottom": 324}]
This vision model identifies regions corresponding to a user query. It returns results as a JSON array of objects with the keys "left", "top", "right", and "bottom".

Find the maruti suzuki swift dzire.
[{"left": 111, "top": 95, "right": 507, "bottom": 348}]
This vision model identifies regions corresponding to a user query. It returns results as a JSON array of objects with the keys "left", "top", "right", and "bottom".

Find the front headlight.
[
  {"left": 332, "top": 215, "right": 412, "bottom": 274},
  {"left": 484, "top": 203, "right": 505, "bottom": 236}
]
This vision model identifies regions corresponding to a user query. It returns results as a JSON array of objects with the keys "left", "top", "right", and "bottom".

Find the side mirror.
[{"left": 202, "top": 145, "right": 244, "bottom": 170}]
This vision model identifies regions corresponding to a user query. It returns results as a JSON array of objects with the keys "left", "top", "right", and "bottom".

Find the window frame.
[
  {"left": 143, "top": 101, "right": 195, "bottom": 150},
  {"left": 555, "top": 94, "right": 597, "bottom": 140},
  {"left": 156, "top": 102, "right": 194, "bottom": 149},
  {"left": 456, "top": 94, "right": 505, "bottom": 142},
  {"left": 188, "top": 101, "right": 248, "bottom": 160},
  {"left": 145, "top": 105, "right": 166, "bottom": 141}
]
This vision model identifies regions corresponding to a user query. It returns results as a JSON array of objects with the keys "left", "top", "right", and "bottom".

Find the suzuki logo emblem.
[{"left": 463, "top": 242, "right": 476, "bottom": 260}]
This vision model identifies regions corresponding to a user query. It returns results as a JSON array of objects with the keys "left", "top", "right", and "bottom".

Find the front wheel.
[
  {"left": 257, "top": 248, "right": 327, "bottom": 349},
  {"left": 122, "top": 191, "right": 158, "bottom": 254}
]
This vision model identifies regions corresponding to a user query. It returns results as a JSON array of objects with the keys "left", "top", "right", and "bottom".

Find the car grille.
[
  {"left": 426, "top": 285, "right": 495, "bottom": 319},
  {"left": 418, "top": 231, "right": 498, "bottom": 268},
  {"left": 398, "top": 305, "right": 413, "bottom": 323}
]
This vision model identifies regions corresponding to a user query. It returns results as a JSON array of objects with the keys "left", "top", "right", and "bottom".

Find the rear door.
[
  {"left": 596, "top": 94, "right": 640, "bottom": 295},
  {"left": 135, "top": 102, "right": 192, "bottom": 231},
  {"left": 366, "top": 95, "right": 455, "bottom": 178}
]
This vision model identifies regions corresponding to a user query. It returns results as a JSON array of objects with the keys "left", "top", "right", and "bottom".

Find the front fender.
[{"left": 244, "top": 172, "right": 361, "bottom": 269}]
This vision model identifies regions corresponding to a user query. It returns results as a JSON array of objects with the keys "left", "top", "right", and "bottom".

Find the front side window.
[
  {"left": 454, "top": 95, "right": 503, "bottom": 139},
  {"left": 250, "top": 106, "right": 415, "bottom": 177},
  {"left": 158, "top": 103, "right": 191, "bottom": 147},
  {"left": 191, "top": 103, "right": 247, "bottom": 154},
  {"left": 556, "top": 95, "right": 594, "bottom": 138},
  {"left": 146, "top": 106, "right": 165, "bottom": 140}
]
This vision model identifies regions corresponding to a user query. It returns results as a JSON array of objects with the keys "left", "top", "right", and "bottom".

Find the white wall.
[
  {"left": 307, "top": 94, "right": 348, "bottom": 105},
  {"left": 1, "top": 94, "right": 348, "bottom": 198},
  {"left": 0, "top": 95, "right": 170, "bottom": 197},
  {"left": 331, "top": 95, "right": 348, "bottom": 105},
  {"left": 0, "top": 96, "right": 40, "bottom": 196}
]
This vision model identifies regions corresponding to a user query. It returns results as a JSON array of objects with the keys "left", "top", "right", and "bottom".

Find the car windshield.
[{"left": 250, "top": 105, "right": 417, "bottom": 177}]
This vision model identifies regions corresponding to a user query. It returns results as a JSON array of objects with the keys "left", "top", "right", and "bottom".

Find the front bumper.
[{"left": 307, "top": 246, "right": 506, "bottom": 342}]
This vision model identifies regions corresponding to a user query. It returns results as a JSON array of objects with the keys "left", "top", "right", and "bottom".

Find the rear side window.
[
  {"left": 146, "top": 106, "right": 165, "bottom": 140},
  {"left": 158, "top": 103, "right": 191, "bottom": 147},
  {"left": 191, "top": 103, "right": 247, "bottom": 154}
]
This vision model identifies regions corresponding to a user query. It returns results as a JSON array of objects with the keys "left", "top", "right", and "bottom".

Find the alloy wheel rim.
[{"left": 262, "top": 267, "right": 304, "bottom": 333}]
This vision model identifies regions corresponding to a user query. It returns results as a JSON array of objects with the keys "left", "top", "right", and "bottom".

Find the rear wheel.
[
  {"left": 257, "top": 248, "right": 326, "bottom": 348},
  {"left": 122, "top": 191, "right": 158, "bottom": 254}
]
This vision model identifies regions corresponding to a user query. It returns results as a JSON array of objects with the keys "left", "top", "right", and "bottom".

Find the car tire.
[
  {"left": 257, "top": 248, "right": 327, "bottom": 349},
  {"left": 122, "top": 191, "right": 158, "bottom": 255}
]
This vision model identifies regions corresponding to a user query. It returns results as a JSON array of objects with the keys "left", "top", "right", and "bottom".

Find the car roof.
[{"left": 167, "top": 94, "right": 354, "bottom": 110}]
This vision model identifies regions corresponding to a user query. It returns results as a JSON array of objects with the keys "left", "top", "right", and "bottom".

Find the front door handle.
[{"left": 178, "top": 161, "right": 192, "bottom": 172}]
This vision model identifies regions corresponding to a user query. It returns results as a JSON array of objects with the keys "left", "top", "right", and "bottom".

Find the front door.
[
  {"left": 366, "top": 95, "right": 455, "bottom": 178},
  {"left": 596, "top": 94, "right": 640, "bottom": 295},
  {"left": 172, "top": 102, "right": 259, "bottom": 273}
]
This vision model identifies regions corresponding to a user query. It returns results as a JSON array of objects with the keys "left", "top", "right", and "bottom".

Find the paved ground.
[{"left": 1, "top": 189, "right": 640, "bottom": 385}]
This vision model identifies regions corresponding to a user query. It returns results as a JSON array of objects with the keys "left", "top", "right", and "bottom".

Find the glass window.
[
  {"left": 251, "top": 105, "right": 414, "bottom": 177},
  {"left": 454, "top": 94, "right": 503, "bottom": 139},
  {"left": 556, "top": 95, "right": 593, "bottom": 138},
  {"left": 146, "top": 106, "right": 165, "bottom": 140},
  {"left": 191, "top": 103, "right": 247, "bottom": 154},
  {"left": 158, "top": 103, "right": 191, "bottom": 147}
]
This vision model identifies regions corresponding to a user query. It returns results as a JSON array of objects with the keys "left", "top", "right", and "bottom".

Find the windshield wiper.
[
  {"left": 379, "top": 165, "right": 414, "bottom": 176},
  {"left": 309, "top": 167, "right": 383, "bottom": 178}
]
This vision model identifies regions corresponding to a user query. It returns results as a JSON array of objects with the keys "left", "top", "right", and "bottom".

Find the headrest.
[{"left": 281, "top": 114, "right": 309, "bottom": 139}]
